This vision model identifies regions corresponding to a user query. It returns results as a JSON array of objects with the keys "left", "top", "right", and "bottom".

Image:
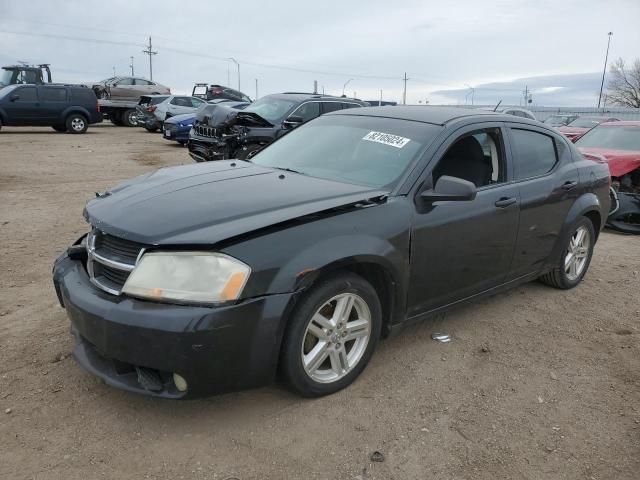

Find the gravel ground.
[{"left": 0, "top": 124, "right": 639, "bottom": 480}]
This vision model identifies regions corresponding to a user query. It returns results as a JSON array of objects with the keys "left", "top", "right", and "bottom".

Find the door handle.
[
  {"left": 495, "top": 197, "right": 517, "bottom": 208},
  {"left": 562, "top": 180, "right": 578, "bottom": 190}
]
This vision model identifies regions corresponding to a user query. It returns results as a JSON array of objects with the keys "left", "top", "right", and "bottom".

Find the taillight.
[
  {"left": 96, "top": 100, "right": 100, "bottom": 113},
  {"left": 147, "top": 105, "right": 157, "bottom": 112}
]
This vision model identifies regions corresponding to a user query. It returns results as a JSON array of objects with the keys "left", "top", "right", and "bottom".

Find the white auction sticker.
[{"left": 362, "top": 131, "right": 411, "bottom": 148}]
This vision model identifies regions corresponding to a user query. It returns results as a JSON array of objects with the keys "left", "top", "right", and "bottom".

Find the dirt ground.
[{"left": 0, "top": 123, "right": 639, "bottom": 480}]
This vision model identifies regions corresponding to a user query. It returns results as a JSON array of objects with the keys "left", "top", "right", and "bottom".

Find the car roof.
[
  {"left": 264, "top": 92, "right": 365, "bottom": 103},
  {"left": 331, "top": 105, "right": 504, "bottom": 126},
  {"left": 597, "top": 120, "right": 640, "bottom": 127}
]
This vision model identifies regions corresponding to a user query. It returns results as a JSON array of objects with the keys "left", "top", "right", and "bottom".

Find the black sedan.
[{"left": 52, "top": 106, "right": 610, "bottom": 398}]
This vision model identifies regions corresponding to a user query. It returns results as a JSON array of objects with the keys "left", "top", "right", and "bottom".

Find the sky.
[{"left": 1, "top": 0, "right": 639, "bottom": 106}]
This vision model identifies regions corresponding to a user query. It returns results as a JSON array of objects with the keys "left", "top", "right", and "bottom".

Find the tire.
[
  {"left": 65, "top": 113, "right": 88, "bottom": 134},
  {"left": 121, "top": 109, "right": 137, "bottom": 127},
  {"left": 539, "top": 217, "right": 595, "bottom": 289},
  {"left": 236, "top": 144, "right": 263, "bottom": 160},
  {"left": 109, "top": 112, "right": 124, "bottom": 126},
  {"left": 145, "top": 126, "right": 159, "bottom": 133},
  {"left": 0, "top": 117, "right": 2, "bottom": 132},
  {"left": 280, "top": 272, "right": 382, "bottom": 397},
  {"left": 51, "top": 125, "right": 66, "bottom": 132}
]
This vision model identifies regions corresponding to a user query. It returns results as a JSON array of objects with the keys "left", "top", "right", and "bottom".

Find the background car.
[
  {"left": 0, "top": 83, "right": 101, "bottom": 133},
  {"left": 543, "top": 114, "right": 578, "bottom": 127},
  {"left": 188, "top": 93, "right": 368, "bottom": 161},
  {"left": 558, "top": 116, "right": 620, "bottom": 142},
  {"left": 135, "top": 95, "right": 206, "bottom": 132},
  {"left": 498, "top": 107, "right": 537, "bottom": 120},
  {"left": 163, "top": 100, "right": 249, "bottom": 145},
  {"left": 192, "top": 83, "right": 252, "bottom": 102},
  {"left": 90, "top": 76, "right": 171, "bottom": 100},
  {"left": 575, "top": 121, "right": 640, "bottom": 234}
]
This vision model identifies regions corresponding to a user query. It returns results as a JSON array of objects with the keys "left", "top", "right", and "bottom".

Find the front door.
[
  {"left": 4, "top": 86, "right": 39, "bottom": 124},
  {"left": 407, "top": 124, "right": 520, "bottom": 317}
]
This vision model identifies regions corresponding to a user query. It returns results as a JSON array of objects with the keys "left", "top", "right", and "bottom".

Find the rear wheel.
[
  {"left": 109, "top": 112, "right": 123, "bottom": 126},
  {"left": 65, "top": 114, "right": 88, "bottom": 134},
  {"left": 540, "top": 217, "right": 595, "bottom": 289},
  {"left": 121, "top": 109, "right": 138, "bottom": 127},
  {"left": 280, "top": 273, "right": 381, "bottom": 397}
]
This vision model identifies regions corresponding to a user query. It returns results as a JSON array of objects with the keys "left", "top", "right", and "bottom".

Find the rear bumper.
[{"left": 53, "top": 253, "right": 295, "bottom": 398}]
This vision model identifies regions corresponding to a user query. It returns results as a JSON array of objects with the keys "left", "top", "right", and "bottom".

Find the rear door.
[
  {"left": 505, "top": 125, "right": 580, "bottom": 279},
  {"left": 408, "top": 123, "right": 520, "bottom": 316},
  {"left": 3, "top": 86, "right": 39, "bottom": 124},
  {"left": 110, "top": 78, "right": 135, "bottom": 99},
  {"left": 38, "top": 86, "right": 68, "bottom": 123}
]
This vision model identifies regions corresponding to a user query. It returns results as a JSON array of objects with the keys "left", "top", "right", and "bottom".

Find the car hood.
[
  {"left": 577, "top": 147, "right": 640, "bottom": 177},
  {"left": 165, "top": 113, "right": 195, "bottom": 125},
  {"left": 84, "top": 161, "right": 387, "bottom": 245},
  {"left": 558, "top": 126, "right": 588, "bottom": 135}
]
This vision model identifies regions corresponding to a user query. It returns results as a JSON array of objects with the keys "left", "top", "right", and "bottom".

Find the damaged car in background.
[
  {"left": 188, "top": 93, "right": 368, "bottom": 161},
  {"left": 576, "top": 121, "right": 640, "bottom": 234},
  {"left": 52, "top": 106, "right": 609, "bottom": 399}
]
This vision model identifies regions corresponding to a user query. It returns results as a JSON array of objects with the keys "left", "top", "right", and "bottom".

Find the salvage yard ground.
[{"left": 0, "top": 124, "right": 639, "bottom": 480}]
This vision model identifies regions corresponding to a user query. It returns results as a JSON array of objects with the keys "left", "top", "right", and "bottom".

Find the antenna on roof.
[{"left": 493, "top": 100, "right": 502, "bottom": 112}]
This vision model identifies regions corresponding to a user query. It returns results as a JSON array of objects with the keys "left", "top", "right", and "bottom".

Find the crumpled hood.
[
  {"left": 84, "top": 161, "right": 387, "bottom": 245},
  {"left": 578, "top": 147, "right": 640, "bottom": 177}
]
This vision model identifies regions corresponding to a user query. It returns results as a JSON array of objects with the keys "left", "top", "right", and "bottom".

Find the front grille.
[
  {"left": 86, "top": 229, "right": 147, "bottom": 295},
  {"left": 194, "top": 124, "right": 218, "bottom": 137}
]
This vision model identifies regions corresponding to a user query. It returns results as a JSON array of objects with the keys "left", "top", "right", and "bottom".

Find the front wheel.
[
  {"left": 280, "top": 273, "right": 382, "bottom": 397},
  {"left": 540, "top": 217, "right": 595, "bottom": 289},
  {"left": 65, "top": 114, "right": 88, "bottom": 134}
]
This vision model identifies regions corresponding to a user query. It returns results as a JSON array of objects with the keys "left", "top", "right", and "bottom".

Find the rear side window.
[
  {"left": 171, "top": 97, "right": 192, "bottom": 107},
  {"left": 510, "top": 129, "right": 558, "bottom": 180},
  {"left": 291, "top": 102, "right": 320, "bottom": 122},
  {"left": 15, "top": 87, "right": 38, "bottom": 101},
  {"left": 135, "top": 79, "right": 152, "bottom": 85},
  {"left": 40, "top": 88, "right": 67, "bottom": 102},
  {"left": 322, "top": 102, "right": 343, "bottom": 114}
]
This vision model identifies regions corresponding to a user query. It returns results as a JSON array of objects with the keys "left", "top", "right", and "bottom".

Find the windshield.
[
  {"left": 576, "top": 126, "right": 640, "bottom": 151},
  {"left": 544, "top": 115, "right": 568, "bottom": 124},
  {"left": 242, "top": 96, "right": 297, "bottom": 123},
  {"left": 567, "top": 117, "right": 605, "bottom": 128},
  {"left": 251, "top": 115, "right": 441, "bottom": 188},
  {"left": 0, "top": 69, "right": 13, "bottom": 86}
]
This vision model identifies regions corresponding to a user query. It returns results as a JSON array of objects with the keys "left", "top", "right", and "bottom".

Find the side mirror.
[
  {"left": 420, "top": 175, "right": 477, "bottom": 203},
  {"left": 283, "top": 116, "right": 304, "bottom": 129},
  {"left": 9, "top": 94, "right": 19, "bottom": 102}
]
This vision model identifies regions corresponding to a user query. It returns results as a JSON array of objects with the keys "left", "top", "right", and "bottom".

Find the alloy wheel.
[
  {"left": 565, "top": 225, "right": 590, "bottom": 281},
  {"left": 71, "top": 118, "right": 85, "bottom": 132},
  {"left": 301, "top": 293, "right": 371, "bottom": 383}
]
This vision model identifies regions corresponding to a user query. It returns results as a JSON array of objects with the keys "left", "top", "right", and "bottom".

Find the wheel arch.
[
  {"left": 61, "top": 106, "right": 91, "bottom": 122},
  {"left": 551, "top": 193, "right": 604, "bottom": 262}
]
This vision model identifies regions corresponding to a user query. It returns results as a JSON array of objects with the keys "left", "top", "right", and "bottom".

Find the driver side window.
[
  {"left": 432, "top": 128, "right": 505, "bottom": 188},
  {"left": 290, "top": 102, "right": 320, "bottom": 123}
]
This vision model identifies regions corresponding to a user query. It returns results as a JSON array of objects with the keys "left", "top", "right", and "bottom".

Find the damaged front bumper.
[
  {"left": 187, "top": 138, "right": 228, "bottom": 162},
  {"left": 607, "top": 187, "right": 640, "bottom": 234},
  {"left": 52, "top": 253, "right": 294, "bottom": 398}
]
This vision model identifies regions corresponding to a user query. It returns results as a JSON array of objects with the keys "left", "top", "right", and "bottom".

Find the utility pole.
[
  {"left": 522, "top": 85, "right": 532, "bottom": 106},
  {"left": 313, "top": 80, "right": 318, "bottom": 94},
  {"left": 227, "top": 63, "right": 230, "bottom": 86},
  {"left": 130, "top": 56, "right": 134, "bottom": 76},
  {"left": 112, "top": 66, "right": 116, "bottom": 77},
  {"left": 598, "top": 31, "right": 613, "bottom": 109},
  {"left": 342, "top": 78, "right": 353, "bottom": 96},
  {"left": 227, "top": 58, "right": 240, "bottom": 91},
  {"left": 380, "top": 89, "right": 383, "bottom": 106},
  {"left": 402, "top": 72, "right": 409, "bottom": 105},
  {"left": 255, "top": 78, "right": 258, "bottom": 100},
  {"left": 142, "top": 36, "right": 157, "bottom": 80}
]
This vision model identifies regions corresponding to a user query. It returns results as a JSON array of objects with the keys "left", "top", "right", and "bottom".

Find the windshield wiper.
[{"left": 272, "top": 166, "right": 304, "bottom": 175}]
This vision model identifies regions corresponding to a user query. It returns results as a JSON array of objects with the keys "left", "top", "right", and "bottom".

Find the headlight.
[{"left": 122, "top": 252, "right": 250, "bottom": 304}]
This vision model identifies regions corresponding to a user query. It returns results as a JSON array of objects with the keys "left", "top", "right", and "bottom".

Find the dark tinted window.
[
  {"left": 342, "top": 103, "right": 361, "bottom": 109},
  {"left": 291, "top": 102, "right": 320, "bottom": 122},
  {"left": 171, "top": 97, "right": 191, "bottom": 107},
  {"left": 40, "top": 88, "right": 67, "bottom": 102},
  {"left": 511, "top": 129, "right": 558, "bottom": 180},
  {"left": 135, "top": 79, "right": 152, "bottom": 85},
  {"left": 322, "top": 102, "right": 343, "bottom": 113},
  {"left": 15, "top": 87, "right": 37, "bottom": 101}
]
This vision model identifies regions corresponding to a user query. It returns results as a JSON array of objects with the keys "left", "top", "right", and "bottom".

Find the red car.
[
  {"left": 558, "top": 116, "right": 620, "bottom": 142},
  {"left": 576, "top": 121, "right": 640, "bottom": 234}
]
